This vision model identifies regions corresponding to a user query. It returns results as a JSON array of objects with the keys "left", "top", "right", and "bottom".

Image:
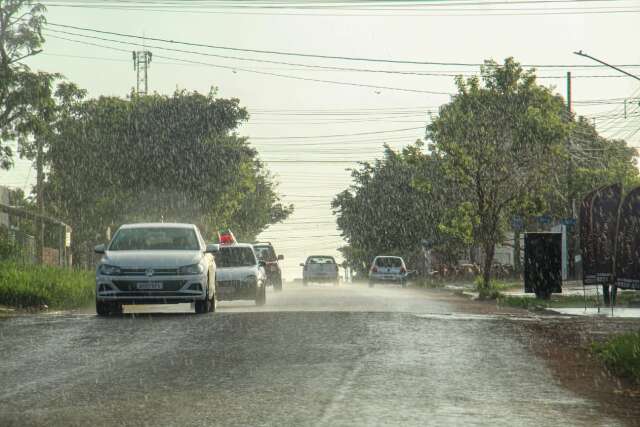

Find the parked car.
[
  {"left": 300, "top": 255, "right": 339, "bottom": 286},
  {"left": 253, "top": 242, "right": 284, "bottom": 291},
  {"left": 215, "top": 243, "right": 267, "bottom": 305},
  {"left": 368, "top": 256, "right": 408, "bottom": 288},
  {"left": 94, "top": 223, "right": 218, "bottom": 316}
]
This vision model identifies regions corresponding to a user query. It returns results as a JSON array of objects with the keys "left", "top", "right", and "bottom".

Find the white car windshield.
[
  {"left": 109, "top": 228, "right": 200, "bottom": 251},
  {"left": 216, "top": 247, "right": 257, "bottom": 267}
]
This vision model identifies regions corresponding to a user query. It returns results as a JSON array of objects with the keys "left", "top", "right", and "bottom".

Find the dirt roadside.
[{"left": 433, "top": 288, "right": 640, "bottom": 425}]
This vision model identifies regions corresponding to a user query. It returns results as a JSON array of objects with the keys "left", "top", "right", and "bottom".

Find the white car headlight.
[
  {"left": 99, "top": 264, "right": 122, "bottom": 276},
  {"left": 178, "top": 263, "right": 205, "bottom": 275}
]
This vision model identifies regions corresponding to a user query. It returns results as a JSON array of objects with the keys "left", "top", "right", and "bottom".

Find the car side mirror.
[
  {"left": 299, "top": 263, "right": 305, "bottom": 267},
  {"left": 278, "top": 254, "right": 284, "bottom": 261},
  {"left": 94, "top": 244, "right": 106, "bottom": 254},
  {"left": 205, "top": 244, "right": 220, "bottom": 254}
]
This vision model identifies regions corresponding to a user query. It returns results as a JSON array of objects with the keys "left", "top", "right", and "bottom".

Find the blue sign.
[
  {"left": 511, "top": 216, "right": 524, "bottom": 230},
  {"left": 560, "top": 218, "right": 576, "bottom": 226},
  {"left": 537, "top": 215, "right": 552, "bottom": 225}
]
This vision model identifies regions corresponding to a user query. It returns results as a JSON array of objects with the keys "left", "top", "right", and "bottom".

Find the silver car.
[
  {"left": 94, "top": 223, "right": 219, "bottom": 316},
  {"left": 368, "top": 256, "right": 408, "bottom": 288},
  {"left": 300, "top": 255, "right": 339, "bottom": 286},
  {"left": 215, "top": 243, "right": 267, "bottom": 305}
]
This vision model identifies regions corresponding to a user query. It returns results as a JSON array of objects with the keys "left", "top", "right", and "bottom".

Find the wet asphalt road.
[{"left": 0, "top": 283, "right": 624, "bottom": 426}]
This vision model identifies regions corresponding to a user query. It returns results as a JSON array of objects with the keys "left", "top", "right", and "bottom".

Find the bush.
[
  {"left": 0, "top": 226, "right": 20, "bottom": 260},
  {"left": 0, "top": 261, "right": 94, "bottom": 309},
  {"left": 474, "top": 277, "right": 503, "bottom": 300},
  {"left": 592, "top": 332, "right": 640, "bottom": 384}
]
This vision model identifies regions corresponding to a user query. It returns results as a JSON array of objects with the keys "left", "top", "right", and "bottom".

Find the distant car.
[
  {"left": 300, "top": 255, "right": 339, "bottom": 286},
  {"left": 368, "top": 256, "right": 408, "bottom": 288},
  {"left": 215, "top": 243, "right": 267, "bottom": 305},
  {"left": 94, "top": 223, "right": 219, "bottom": 316},
  {"left": 253, "top": 242, "right": 284, "bottom": 291}
]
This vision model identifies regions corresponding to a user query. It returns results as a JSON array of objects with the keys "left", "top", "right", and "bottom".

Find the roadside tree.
[
  {"left": 427, "top": 58, "right": 569, "bottom": 289},
  {"left": 46, "top": 89, "right": 292, "bottom": 265},
  {"left": 0, "top": 0, "right": 52, "bottom": 169}
]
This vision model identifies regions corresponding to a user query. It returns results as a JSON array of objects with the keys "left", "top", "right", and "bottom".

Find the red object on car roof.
[{"left": 218, "top": 229, "right": 236, "bottom": 245}]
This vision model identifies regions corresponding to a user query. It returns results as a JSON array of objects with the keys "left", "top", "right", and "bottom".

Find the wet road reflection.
[{"left": 0, "top": 283, "right": 625, "bottom": 426}]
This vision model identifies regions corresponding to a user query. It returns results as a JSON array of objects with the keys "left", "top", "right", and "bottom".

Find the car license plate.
[{"left": 136, "top": 282, "right": 163, "bottom": 290}]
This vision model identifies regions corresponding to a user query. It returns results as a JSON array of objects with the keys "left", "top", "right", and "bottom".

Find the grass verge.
[
  {"left": 592, "top": 332, "right": 640, "bottom": 384},
  {"left": 498, "top": 292, "right": 640, "bottom": 310},
  {"left": 0, "top": 261, "right": 94, "bottom": 309}
]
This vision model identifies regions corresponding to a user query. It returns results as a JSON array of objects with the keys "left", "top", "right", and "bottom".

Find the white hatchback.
[
  {"left": 215, "top": 243, "right": 267, "bottom": 305},
  {"left": 94, "top": 223, "right": 219, "bottom": 315},
  {"left": 368, "top": 256, "right": 408, "bottom": 288}
]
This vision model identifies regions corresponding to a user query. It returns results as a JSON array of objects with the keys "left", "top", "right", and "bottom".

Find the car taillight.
[{"left": 371, "top": 266, "right": 378, "bottom": 273}]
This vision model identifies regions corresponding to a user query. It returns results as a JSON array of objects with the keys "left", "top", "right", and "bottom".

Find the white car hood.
[
  {"left": 217, "top": 266, "right": 259, "bottom": 281},
  {"left": 102, "top": 250, "right": 203, "bottom": 268}
]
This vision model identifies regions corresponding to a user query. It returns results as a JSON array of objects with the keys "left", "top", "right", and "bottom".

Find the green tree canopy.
[
  {"left": 427, "top": 57, "right": 570, "bottom": 287},
  {"left": 46, "top": 89, "right": 292, "bottom": 265},
  {"left": 0, "top": 0, "right": 52, "bottom": 169},
  {"left": 332, "top": 143, "right": 463, "bottom": 276}
]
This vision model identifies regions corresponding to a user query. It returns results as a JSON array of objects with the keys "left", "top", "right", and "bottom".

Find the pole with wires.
[{"left": 132, "top": 50, "right": 152, "bottom": 95}]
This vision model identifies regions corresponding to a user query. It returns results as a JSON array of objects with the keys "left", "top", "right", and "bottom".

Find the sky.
[{"left": 1, "top": 0, "right": 639, "bottom": 279}]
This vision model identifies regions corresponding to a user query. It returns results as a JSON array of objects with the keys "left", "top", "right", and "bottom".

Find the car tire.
[
  {"left": 96, "top": 300, "right": 110, "bottom": 316},
  {"left": 255, "top": 284, "right": 266, "bottom": 306},
  {"left": 112, "top": 302, "right": 124, "bottom": 315},
  {"left": 195, "top": 299, "right": 209, "bottom": 314}
]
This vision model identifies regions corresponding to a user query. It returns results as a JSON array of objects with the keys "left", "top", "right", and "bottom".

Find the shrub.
[
  {"left": 0, "top": 261, "right": 94, "bottom": 309},
  {"left": 592, "top": 332, "right": 640, "bottom": 384}
]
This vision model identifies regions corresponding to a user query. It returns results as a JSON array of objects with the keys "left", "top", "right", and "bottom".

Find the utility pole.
[
  {"left": 566, "top": 71, "right": 577, "bottom": 279},
  {"left": 132, "top": 50, "right": 152, "bottom": 95},
  {"left": 36, "top": 137, "right": 44, "bottom": 264}
]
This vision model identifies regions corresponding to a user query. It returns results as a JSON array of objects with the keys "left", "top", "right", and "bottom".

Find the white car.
[
  {"left": 368, "top": 256, "right": 408, "bottom": 288},
  {"left": 215, "top": 243, "right": 267, "bottom": 305},
  {"left": 300, "top": 255, "right": 339, "bottom": 286},
  {"left": 94, "top": 223, "right": 219, "bottom": 316}
]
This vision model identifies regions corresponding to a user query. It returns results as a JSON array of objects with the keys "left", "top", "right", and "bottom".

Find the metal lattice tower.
[{"left": 132, "top": 51, "right": 152, "bottom": 95}]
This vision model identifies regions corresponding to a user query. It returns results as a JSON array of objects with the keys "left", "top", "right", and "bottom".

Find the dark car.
[{"left": 253, "top": 242, "right": 284, "bottom": 291}]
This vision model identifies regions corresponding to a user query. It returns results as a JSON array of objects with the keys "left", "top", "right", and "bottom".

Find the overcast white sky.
[{"left": 1, "top": 1, "right": 639, "bottom": 278}]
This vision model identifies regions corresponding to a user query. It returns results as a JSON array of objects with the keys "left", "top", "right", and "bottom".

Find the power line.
[
  {"left": 249, "top": 126, "right": 424, "bottom": 140},
  {"left": 46, "top": 22, "right": 640, "bottom": 69},
  {"left": 44, "top": 32, "right": 451, "bottom": 95}
]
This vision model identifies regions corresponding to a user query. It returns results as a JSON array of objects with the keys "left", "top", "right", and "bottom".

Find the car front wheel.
[
  {"left": 195, "top": 299, "right": 209, "bottom": 314},
  {"left": 96, "top": 300, "right": 110, "bottom": 316}
]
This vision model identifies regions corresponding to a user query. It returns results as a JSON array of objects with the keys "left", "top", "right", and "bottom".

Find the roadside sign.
[
  {"left": 536, "top": 215, "right": 552, "bottom": 225},
  {"left": 560, "top": 218, "right": 576, "bottom": 226},
  {"left": 510, "top": 216, "right": 524, "bottom": 231}
]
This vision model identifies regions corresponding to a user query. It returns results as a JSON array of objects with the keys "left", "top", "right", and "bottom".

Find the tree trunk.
[{"left": 482, "top": 242, "right": 495, "bottom": 289}]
